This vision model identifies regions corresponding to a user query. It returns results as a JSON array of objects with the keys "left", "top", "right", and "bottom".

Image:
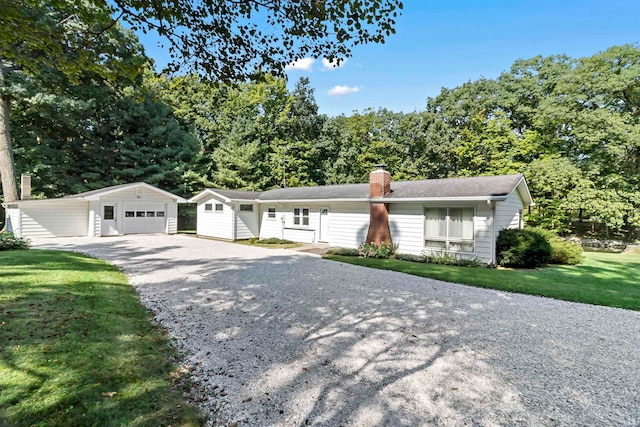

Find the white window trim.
[
  {"left": 204, "top": 203, "right": 213, "bottom": 213},
  {"left": 424, "top": 206, "right": 476, "bottom": 253},
  {"left": 239, "top": 204, "right": 253, "bottom": 212},
  {"left": 293, "top": 206, "right": 310, "bottom": 227},
  {"left": 214, "top": 203, "right": 224, "bottom": 213}
]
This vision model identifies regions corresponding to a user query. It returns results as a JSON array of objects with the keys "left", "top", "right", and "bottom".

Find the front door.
[
  {"left": 101, "top": 203, "right": 118, "bottom": 236},
  {"left": 318, "top": 207, "right": 330, "bottom": 242}
]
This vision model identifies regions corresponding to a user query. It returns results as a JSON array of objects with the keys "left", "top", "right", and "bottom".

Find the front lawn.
[
  {"left": 324, "top": 252, "right": 640, "bottom": 311},
  {"left": 0, "top": 250, "right": 204, "bottom": 426}
]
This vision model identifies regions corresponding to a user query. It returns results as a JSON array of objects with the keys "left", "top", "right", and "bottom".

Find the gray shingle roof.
[
  {"left": 259, "top": 183, "right": 370, "bottom": 200},
  {"left": 387, "top": 174, "right": 524, "bottom": 199},
  {"left": 203, "top": 174, "right": 526, "bottom": 202},
  {"left": 211, "top": 189, "right": 262, "bottom": 200}
]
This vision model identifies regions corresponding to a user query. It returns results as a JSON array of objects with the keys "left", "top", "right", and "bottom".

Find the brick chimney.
[
  {"left": 365, "top": 164, "right": 393, "bottom": 246},
  {"left": 21, "top": 174, "right": 31, "bottom": 200}
]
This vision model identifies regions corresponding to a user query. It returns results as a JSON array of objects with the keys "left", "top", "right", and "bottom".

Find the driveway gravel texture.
[{"left": 34, "top": 235, "right": 640, "bottom": 426}]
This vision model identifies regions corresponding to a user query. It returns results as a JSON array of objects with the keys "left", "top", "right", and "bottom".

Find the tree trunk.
[
  {"left": 0, "top": 60, "right": 19, "bottom": 206},
  {"left": 0, "top": 93, "right": 19, "bottom": 204}
]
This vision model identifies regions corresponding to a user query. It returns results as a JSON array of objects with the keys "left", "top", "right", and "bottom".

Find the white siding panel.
[
  {"left": 6, "top": 207, "right": 21, "bottom": 237},
  {"left": 236, "top": 203, "right": 259, "bottom": 239},
  {"left": 100, "top": 187, "right": 173, "bottom": 203},
  {"left": 474, "top": 203, "right": 494, "bottom": 264},
  {"left": 259, "top": 204, "right": 284, "bottom": 240},
  {"left": 326, "top": 202, "right": 370, "bottom": 248},
  {"left": 196, "top": 195, "right": 234, "bottom": 240},
  {"left": 390, "top": 202, "right": 495, "bottom": 264},
  {"left": 389, "top": 203, "right": 425, "bottom": 254},
  {"left": 88, "top": 201, "right": 99, "bottom": 237},
  {"left": 258, "top": 202, "right": 368, "bottom": 246},
  {"left": 495, "top": 190, "right": 524, "bottom": 232},
  {"left": 283, "top": 227, "right": 316, "bottom": 243},
  {"left": 167, "top": 203, "right": 178, "bottom": 234},
  {"left": 19, "top": 201, "right": 89, "bottom": 238}
]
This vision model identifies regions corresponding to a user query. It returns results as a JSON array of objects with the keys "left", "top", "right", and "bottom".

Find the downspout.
[
  {"left": 491, "top": 201, "right": 497, "bottom": 265},
  {"left": 232, "top": 203, "right": 237, "bottom": 241}
]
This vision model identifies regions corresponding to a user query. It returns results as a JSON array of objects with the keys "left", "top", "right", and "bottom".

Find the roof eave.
[
  {"left": 381, "top": 195, "right": 509, "bottom": 203},
  {"left": 258, "top": 198, "right": 369, "bottom": 203},
  {"left": 83, "top": 183, "right": 187, "bottom": 203}
]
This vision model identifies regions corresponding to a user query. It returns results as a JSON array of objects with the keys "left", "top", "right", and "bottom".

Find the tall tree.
[{"left": 1, "top": 0, "right": 403, "bottom": 205}]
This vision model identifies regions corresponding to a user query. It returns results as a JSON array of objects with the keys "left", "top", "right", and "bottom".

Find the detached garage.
[{"left": 4, "top": 181, "right": 186, "bottom": 239}]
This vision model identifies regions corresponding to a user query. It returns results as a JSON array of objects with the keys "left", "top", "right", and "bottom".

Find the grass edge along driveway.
[
  {"left": 324, "top": 251, "right": 640, "bottom": 311},
  {"left": 0, "top": 249, "right": 205, "bottom": 427}
]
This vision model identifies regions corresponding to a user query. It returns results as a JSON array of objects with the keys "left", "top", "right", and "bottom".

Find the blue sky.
[{"left": 138, "top": 1, "right": 640, "bottom": 117}]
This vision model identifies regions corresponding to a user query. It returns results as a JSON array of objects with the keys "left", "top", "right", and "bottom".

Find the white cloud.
[
  {"left": 285, "top": 57, "right": 315, "bottom": 71},
  {"left": 327, "top": 85, "right": 360, "bottom": 96},
  {"left": 322, "top": 57, "right": 347, "bottom": 70}
]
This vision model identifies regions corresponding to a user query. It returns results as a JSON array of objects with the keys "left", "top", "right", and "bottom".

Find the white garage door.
[{"left": 123, "top": 202, "right": 167, "bottom": 234}]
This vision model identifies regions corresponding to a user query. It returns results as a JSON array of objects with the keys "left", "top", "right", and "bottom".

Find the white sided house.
[
  {"left": 4, "top": 178, "right": 185, "bottom": 239},
  {"left": 190, "top": 166, "right": 534, "bottom": 264}
]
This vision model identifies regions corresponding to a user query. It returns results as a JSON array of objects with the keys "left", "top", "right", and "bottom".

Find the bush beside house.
[{"left": 0, "top": 233, "right": 30, "bottom": 251}]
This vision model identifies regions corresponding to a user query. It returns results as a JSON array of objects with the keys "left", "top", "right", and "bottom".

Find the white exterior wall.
[
  {"left": 5, "top": 207, "right": 21, "bottom": 237},
  {"left": 258, "top": 202, "right": 321, "bottom": 244},
  {"left": 389, "top": 201, "right": 495, "bottom": 264},
  {"left": 88, "top": 201, "right": 99, "bottom": 237},
  {"left": 196, "top": 195, "right": 234, "bottom": 240},
  {"left": 495, "top": 189, "right": 524, "bottom": 232},
  {"left": 236, "top": 203, "right": 259, "bottom": 239},
  {"left": 258, "top": 204, "right": 283, "bottom": 240},
  {"left": 18, "top": 201, "right": 89, "bottom": 238},
  {"left": 167, "top": 203, "right": 178, "bottom": 234},
  {"left": 97, "top": 187, "right": 178, "bottom": 235},
  {"left": 258, "top": 201, "right": 369, "bottom": 245},
  {"left": 474, "top": 203, "right": 494, "bottom": 264},
  {"left": 327, "top": 202, "right": 371, "bottom": 248}
]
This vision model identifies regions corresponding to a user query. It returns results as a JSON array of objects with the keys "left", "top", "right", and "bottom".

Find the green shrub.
[
  {"left": 496, "top": 228, "right": 551, "bottom": 268},
  {"left": 326, "top": 247, "right": 360, "bottom": 256},
  {"left": 358, "top": 242, "right": 395, "bottom": 259},
  {"left": 526, "top": 227, "right": 584, "bottom": 265},
  {"left": 422, "top": 250, "right": 484, "bottom": 267},
  {"left": 394, "top": 253, "right": 426, "bottom": 263},
  {"left": 0, "top": 233, "right": 30, "bottom": 251},
  {"left": 257, "top": 237, "right": 295, "bottom": 244},
  {"left": 549, "top": 239, "right": 584, "bottom": 265}
]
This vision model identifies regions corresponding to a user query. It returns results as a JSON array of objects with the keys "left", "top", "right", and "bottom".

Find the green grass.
[
  {"left": 0, "top": 250, "right": 205, "bottom": 426},
  {"left": 324, "top": 252, "right": 640, "bottom": 311},
  {"left": 234, "top": 239, "right": 302, "bottom": 249}
]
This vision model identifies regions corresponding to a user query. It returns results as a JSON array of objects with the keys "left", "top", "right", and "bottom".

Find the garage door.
[{"left": 123, "top": 202, "right": 167, "bottom": 234}]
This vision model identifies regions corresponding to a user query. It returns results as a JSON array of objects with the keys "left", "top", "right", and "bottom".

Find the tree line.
[{"left": 4, "top": 25, "right": 640, "bottom": 237}]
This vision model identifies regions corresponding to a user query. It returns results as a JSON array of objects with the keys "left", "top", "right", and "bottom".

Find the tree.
[
  {"left": 1, "top": 1, "right": 146, "bottom": 206},
  {"left": 1, "top": 0, "right": 403, "bottom": 208}
]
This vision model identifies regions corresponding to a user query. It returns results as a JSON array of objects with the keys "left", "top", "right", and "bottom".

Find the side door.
[
  {"left": 318, "top": 207, "right": 330, "bottom": 242},
  {"left": 100, "top": 203, "right": 119, "bottom": 236}
]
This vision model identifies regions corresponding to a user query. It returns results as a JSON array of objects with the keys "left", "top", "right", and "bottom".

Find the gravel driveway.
[{"left": 34, "top": 235, "right": 640, "bottom": 426}]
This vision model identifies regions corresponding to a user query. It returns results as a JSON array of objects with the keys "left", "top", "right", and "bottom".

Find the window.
[
  {"left": 240, "top": 204, "right": 253, "bottom": 212},
  {"left": 204, "top": 203, "right": 213, "bottom": 212},
  {"left": 156, "top": 211, "right": 165, "bottom": 217},
  {"left": 267, "top": 207, "right": 276, "bottom": 219},
  {"left": 125, "top": 211, "right": 134, "bottom": 218},
  {"left": 136, "top": 211, "right": 145, "bottom": 217},
  {"left": 215, "top": 204, "right": 223, "bottom": 212},
  {"left": 424, "top": 207, "right": 474, "bottom": 252},
  {"left": 146, "top": 211, "right": 156, "bottom": 217},
  {"left": 293, "top": 207, "right": 309, "bottom": 226},
  {"left": 104, "top": 205, "right": 115, "bottom": 220}
]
